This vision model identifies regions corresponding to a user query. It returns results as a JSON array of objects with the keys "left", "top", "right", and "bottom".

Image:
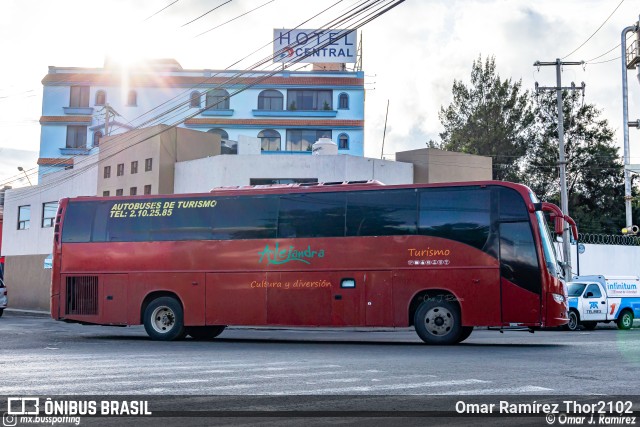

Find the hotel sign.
[{"left": 273, "top": 29, "right": 357, "bottom": 64}]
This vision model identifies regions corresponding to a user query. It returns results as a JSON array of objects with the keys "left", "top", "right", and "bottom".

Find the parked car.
[{"left": 0, "top": 278, "right": 6, "bottom": 317}]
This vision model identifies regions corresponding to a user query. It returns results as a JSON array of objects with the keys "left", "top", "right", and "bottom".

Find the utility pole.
[
  {"left": 621, "top": 20, "right": 640, "bottom": 235},
  {"left": 533, "top": 59, "right": 585, "bottom": 280}
]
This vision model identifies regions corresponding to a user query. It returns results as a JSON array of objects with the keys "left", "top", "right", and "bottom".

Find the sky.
[{"left": 0, "top": 0, "right": 639, "bottom": 189}]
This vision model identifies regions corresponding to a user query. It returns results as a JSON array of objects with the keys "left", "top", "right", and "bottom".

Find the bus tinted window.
[
  {"left": 278, "top": 193, "right": 346, "bottom": 238},
  {"left": 499, "top": 187, "right": 529, "bottom": 220},
  {"left": 211, "top": 196, "right": 277, "bottom": 240},
  {"left": 346, "top": 189, "right": 417, "bottom": 236},
  {"left": 61, "top": 202, "right": 98, "bottom": 243},
  {"left": 418, "top": 188, "right": 490, "bottom": 250},
  {"left": 499, "top": 221, "right": 540, "bottom": 294}
]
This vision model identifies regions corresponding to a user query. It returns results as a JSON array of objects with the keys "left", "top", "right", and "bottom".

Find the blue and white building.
[{"left": 38, "top": 58, "right": 365, "bottom": 176}]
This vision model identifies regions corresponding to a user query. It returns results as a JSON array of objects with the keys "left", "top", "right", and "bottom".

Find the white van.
[{"left": 566, "top": 275, "right": 639, "bottom": 331}]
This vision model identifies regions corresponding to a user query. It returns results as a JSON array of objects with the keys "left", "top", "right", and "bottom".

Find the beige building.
[
  {"left": 395, "top": 148, "right": 492, "bottom": 183},
  {"left": 97, "top": 125, "right": 221, "bottom": 196}
]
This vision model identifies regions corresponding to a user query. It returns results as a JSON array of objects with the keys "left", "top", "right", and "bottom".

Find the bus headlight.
[{"left": 552, "top": 293, "right": 565, "bottom": 303}]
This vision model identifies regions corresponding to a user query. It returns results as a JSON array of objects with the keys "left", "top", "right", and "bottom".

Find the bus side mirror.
[{"left": 554, "top": 216, "right": 563, "bottom": 235}]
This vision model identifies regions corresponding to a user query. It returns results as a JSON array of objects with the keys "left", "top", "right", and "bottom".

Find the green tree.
[
  {"left": 522, "top": 91, "right": 626, "bottom": 234},
  {"left": 438, "top": 55, "right": 535, "bottom": 181}
]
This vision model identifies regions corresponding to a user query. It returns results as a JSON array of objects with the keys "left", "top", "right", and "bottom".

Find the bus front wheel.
[
  {"left": 144, "top": 297, "right": 186, "bottom": 341},
  {"left": 414, "top": 298, "right": 462, "bottom": 345},
  {"left": 187, "top": 326, "right": 226, "bottom": 340}
]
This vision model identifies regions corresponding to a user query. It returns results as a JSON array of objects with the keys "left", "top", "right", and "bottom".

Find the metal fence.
[{"left": 578, "top": 233, "right": 640, "bottom": 246}]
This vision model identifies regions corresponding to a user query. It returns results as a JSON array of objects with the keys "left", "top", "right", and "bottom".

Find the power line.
[
  {"left": 194, "top": 0, "right": 277, "bottom": 38},
  {"left": 3, "top": 0, "right": 405, "bottom": 197},
  {"left": 180, "top": 0, "right": 233, "bottom": 28},
  {"left": 562, "top": 0, "right": 626, "bottom": 59},
  {"left": 143, "top": 0, "right": 181, "bottom": 22}
]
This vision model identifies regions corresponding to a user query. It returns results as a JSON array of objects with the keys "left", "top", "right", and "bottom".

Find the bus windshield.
[{"left": 535, "top": 211, "right": 562, "bottom": 279}]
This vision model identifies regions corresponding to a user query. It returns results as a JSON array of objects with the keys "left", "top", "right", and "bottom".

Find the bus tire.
[
  {"left": 414, "top": 297, "right": 462, "bottom": 345},
  {"left": 582, "top": 322, "right": 597, "bottom": 331},
  {"left": 143, "top": 297, "right": 186, "bottom": 341},
  {"left": 617, "top": 310, "right": 634, "bottom": 330},
  {"left": 456, "top": 326, "right": 473, "bottom": 343},
  {"left": 187, "top": 326, "right": 226, "bottom": 340},
  {"left": 564, "top": 310, "right": 579, "bottom": 331}
]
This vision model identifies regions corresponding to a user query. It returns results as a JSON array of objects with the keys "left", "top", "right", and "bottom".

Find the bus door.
[
  {"left": 364, "top": 271, "right": 393, "bottom": 326},
  {"left": 102, "top": 274, "right": 128, "bottom": 325},
  {"left": 331, "top": 273, "right": 365, "bottom": 326}
]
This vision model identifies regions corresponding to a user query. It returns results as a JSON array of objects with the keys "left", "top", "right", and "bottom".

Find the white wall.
[
  {"left": 570, "top": 244, "right": 640, "bottom": 277},
  {"left": 174, "top": 154, "right": 413, "bottom": 193},
  {"left": 1, "top": 156, "right": 98, "bottom": 256}
]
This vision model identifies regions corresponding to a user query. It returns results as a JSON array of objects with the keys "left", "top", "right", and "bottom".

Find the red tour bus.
[{"left": 50, "top": 180, "right": 575, "bottom": 344}]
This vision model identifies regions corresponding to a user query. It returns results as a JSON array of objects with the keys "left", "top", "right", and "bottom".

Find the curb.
[{"left": 3, "top": 308, "right": 50, "bottom": 317}]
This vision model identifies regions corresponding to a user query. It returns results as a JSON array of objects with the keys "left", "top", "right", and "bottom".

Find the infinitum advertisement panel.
[{"left": 273, "top": 29, "right": 357, "bottom": 63}]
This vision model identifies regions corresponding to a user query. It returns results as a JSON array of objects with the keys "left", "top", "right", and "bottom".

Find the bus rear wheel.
[
  {"left": 617, "top": 311, "right": 634, "bottom": 330},
  {"left": 144, "top": 297, "right": 186, "bottom": 341},
  {"left": 414, "top": 298, "right": 462, "bottom": 345},
  {"left": 187, "top": 326, "right": 226, "bottom": 340}
]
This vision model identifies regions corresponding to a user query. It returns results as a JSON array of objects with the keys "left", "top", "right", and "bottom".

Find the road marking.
[
  {"left": 442, "top": 385, "right": 554, "bottom": 395},
  {"left": 269, "top": 379, "right": 491, "bottom": 394}
]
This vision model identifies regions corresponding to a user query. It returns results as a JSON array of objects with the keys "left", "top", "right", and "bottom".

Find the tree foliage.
[
  {"left": 522, "top": 91, "right": 625, "bottom": 234},
  {"left": 438, "top": 55, "right": 534, "bottom": 181},
  {"left": 437, "top": 56, "right": 632, "bottom": 234}
]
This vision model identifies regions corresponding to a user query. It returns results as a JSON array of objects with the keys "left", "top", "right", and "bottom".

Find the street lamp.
[{"left": 17, "top": 166, "right": 32, "bottom": 186}]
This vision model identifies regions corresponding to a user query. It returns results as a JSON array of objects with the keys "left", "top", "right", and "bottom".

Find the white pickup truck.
[{"left": 566, "top": 275, "right": 639, "bottom": 331}]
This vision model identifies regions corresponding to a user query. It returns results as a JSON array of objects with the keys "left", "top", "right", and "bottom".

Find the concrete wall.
[
  {"left": 174, "top": 154, "right": 413, "bottom": 192},
  {"left": 4, "top": 255, "right": 51, "bottom": 310},
  {"left": 570, "top": 244, "right": 640, "bottom": 277},
  {"left": 1, "top": 158, "right": 97, "bottom": 310},
  {"left": 395, "top": 148, "right": 492, "bottom": 183}
]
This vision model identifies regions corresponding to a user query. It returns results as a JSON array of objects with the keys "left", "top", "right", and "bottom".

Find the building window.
[
  {"left": 127, "top": 90, "right": 137, "bottom": 106},
  {"left": 258, "top": 129, "right": 281, "bottom": 151},
  {"left": 95, "top": 90, "right": 106, "bottom": 106},
  {"left": 338, "top": 133, "right": 349, "bottom": 150},
  {"left": 145, "top": 158, "right": 153, "bottom": 172},
  {"left": 190, "top": 91, "right": 201, "bottom": 108},
  {"left": 286, "top": 129, "right": 331, "bottom": 152},
  {"left": 206, "top": 89, "right": 230, "bottom": 110},
  {"left": 70, "top": 86, "right": 89, "bottom": 108},
  {"left": 144, "top": 184, "right": 152, "bottom": 195},
  {"left": 66, "top": 126, "right": 87, "bottom": 149},
  {"left": 207, "top": 128, "right": 229, "bottom": 140},
  {"left": 116, "top": 189, "right": 123, "bottom": 196},
  {"left": 42, "top": 202, "right": 58, "bottom": 228},
  {"left": 93, "top": 131, "right": 102, "bottom": 147},
  {"left": 18, "top": 205, "right": 30, "bottom": 230},
  {"left": 287, "top": 90, "right": 332, "bottom": 111},
  {"left": 117, "top": 163, "right": 124, "bottom": 176},
  {"left": 338, "top": 93, "right": 349, "bottom": 109},
  {"left": 130, "top": 187, "right": 137, "bottom": 196},
  {"left": 257, "top": 90, "right": 283, "bottom": 110},
  {"left": 102, "top": 191, "right": 110, "bottom": 197},
  {"left": 131, "top": 160, "right": 138, "bottom": 174}
]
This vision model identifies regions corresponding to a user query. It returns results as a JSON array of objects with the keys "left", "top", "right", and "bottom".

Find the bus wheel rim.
[
  {"left": 424, "top": 307, "right": 454, "bottom": 336},
  {"left": 151, "top": 306, "right": 175, "bottom": 334}
]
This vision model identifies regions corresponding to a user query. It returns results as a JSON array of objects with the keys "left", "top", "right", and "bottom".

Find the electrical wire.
[
  {"left": 194, "top": 0, "right": 277, "bottom": 38},
  {"left": 143, "top": 0, "right": 180, "bottom": 22},
  {"left": 2, "top": 0, "right": 405, "bottom": 198},
  {"left": 180, "top": 0, "right": 233, "bottom": 28},
  {"left": 562, "top": 0, "right": 626, "bottom": 59}
]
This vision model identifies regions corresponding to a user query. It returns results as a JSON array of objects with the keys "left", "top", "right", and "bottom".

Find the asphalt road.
[
  {"left": 2, "top": 312, "right": 640, "bottom": 426},
  {"left": 1, "top": 311, "right": 639, "bottom": 397}
]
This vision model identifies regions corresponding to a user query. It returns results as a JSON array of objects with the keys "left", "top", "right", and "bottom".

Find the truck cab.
[{"left": 566, "top": 275, "right": 639, "bottom": 331}]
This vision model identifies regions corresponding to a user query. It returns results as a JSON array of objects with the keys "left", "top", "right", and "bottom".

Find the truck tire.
[
  {"left": 0, "top": 308, "right": 3, "bottom": 318},
  {"left": 143, "top": 296, "right": 186, "bottom": 341},
  {"left": 564, "top": 310, "right": 579, "bottom": 331},
  {"left": 414, "top": 297, "right": 462, "bottom": 345},
  {"left": 187, "top": 326, "right": 226, "bottom": 340},
  {"left": 582, "top": 322, "right": 597, "bottom": 331},
  {"left": 617, "top": 310, "right": 634, "bottom": 330}
]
